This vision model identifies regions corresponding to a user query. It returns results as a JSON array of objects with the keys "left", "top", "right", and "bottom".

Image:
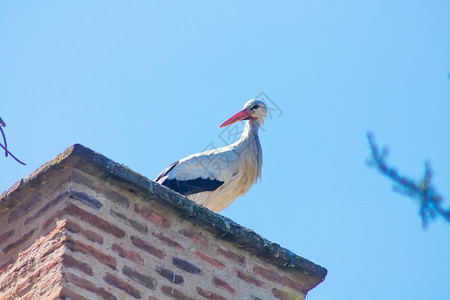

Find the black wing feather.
[
  {"left": 162, "top": 177, "right": 224, "bottom": 196},
  {"left": 155, "top": 161, "right": 179, "bottom": 182}
]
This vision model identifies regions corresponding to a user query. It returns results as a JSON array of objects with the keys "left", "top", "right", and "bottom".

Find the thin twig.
[
  {"left": 0, "top": 117, "right": 7, "bottom": 157},
  {"left": 0, "top": 142, "right": 26, "bottom": 165},
  {"left": 366, "top": 131, "right": 449, "bottom": 227},
  {"left": 0, "top": 117, "right": 26, "bottom": 165}
]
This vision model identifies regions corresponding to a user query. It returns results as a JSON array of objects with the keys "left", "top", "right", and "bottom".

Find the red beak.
[{"left": 218, "top": 109, "right": 252, "bottom": 128}]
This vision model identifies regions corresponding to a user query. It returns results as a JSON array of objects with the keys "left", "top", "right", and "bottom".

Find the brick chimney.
[{"left": 0, "top": 144, "right": 326, "bottom": 300}]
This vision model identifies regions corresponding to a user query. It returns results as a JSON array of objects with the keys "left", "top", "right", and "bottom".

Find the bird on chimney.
[{"left": 155, "top": 99, "right": 267, "bottom": 212}]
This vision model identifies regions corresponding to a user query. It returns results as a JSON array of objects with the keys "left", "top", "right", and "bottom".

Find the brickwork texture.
[{"left": 0, "top": 144, "right": 326, "bottom": 300}]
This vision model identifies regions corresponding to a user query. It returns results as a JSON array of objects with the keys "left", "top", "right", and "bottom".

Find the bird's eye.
[{"left": 252, "top": 104, "right": 260, "bottom": 110}]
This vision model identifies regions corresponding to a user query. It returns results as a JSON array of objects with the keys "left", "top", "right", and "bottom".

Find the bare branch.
[
  {"left": 0, "top": 142, "right": 26, "bottom": 165},
  {"left": 0, "top": 117, "right": 7, "bottom": 157},
  {"left": 0, "top": 116, "right": 26, "bottom": 165},
  {"left": 366, "top": 131, "right": 450, "bottom": 227}
]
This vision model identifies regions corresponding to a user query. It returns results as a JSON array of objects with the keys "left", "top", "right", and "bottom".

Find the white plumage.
[{"left": 155, "top": 99, "right": 267, "bottom": 212}]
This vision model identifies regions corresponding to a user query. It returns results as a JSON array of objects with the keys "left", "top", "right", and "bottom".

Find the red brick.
[
  {"left": 19, "top": 220, "right": 66, "bottom": 260},
  {"left": 0, "top": 267, "right": 18, "bottom": 290},
  {"left": 134, "top": 204, "right": 170, "bottom": 228},
  {"left": 271, "top": 287, "right": 300, "bottom": 300},
  {"left": 0, "top": 229, "right": 14, "bottom": 245},
  {"left": 216, "top": 246, "right": 246, "bottom": 267},
  {"left": 24, "top": 192, "right": 66, "bottom": 225},
  {"left": 59, "top": 287, "right": 89, "bottom": 300},
  {"left": 254, "top": 265, "right": 305, "bottom": 293},
  {"left": 104, "top": 272, "right": 142, "bottom": 299},
  {"left": 110, "top": 209, "right": 147, "bottom": 234},
  {"left": 14, "top": 258, "right": 61, "bottom": 295},
  {"left": 179, "top": 227, "right": 207, "bottom": 246},
  {"left": 0, "top": 260, "right": 27, "bottom": 290},
  {"left": 131, "top": 236, "right": 165, "bottom": 259},
  {"left": 212, "top": 276, "right": 236, "bottom": 294},
  {"left": 70, "top": 170, "right": 130, "bottom": 208},
  {"left": 68, "top": 189, "right": 103, "bottom": 210},
  {"left": 67, "top": 204, "right": 125, "bottom": 238},
  {"left": 38, "top": 237, "right": 65, "bottom": 261},
  {"left": 66, "top": 220, "right": 103, "bottom": 244},
  {"left": 45, "top": 286, "right": 64, "bottom": 300},
  {"left": 152, "top": 231, "right": 183, "bottom": 249},
  {"left": 2, "top": 228, "right": 36, "bottom": 254},
  {"left": 67, "top": 238, "right": 116, "bottom": 269},
  {"left": 172, "top": 257, "right": 201, "bottom": 274},
  {"left": 42, "top": 207, "right": 68, "bottom": 229},
  {"left": 40, "top": 273, "right": 63, "bottom": 296},
  {"left": 65, "top": 272, "right": 116, "bottom": 300},
  {"left": 161, "top": 285, "right": 195, "bottom": 300},
  {"left": 0, "top": 291, "right": 14, "bottom": 300},
  {"left": 155, "top": 266, "right": 184, "bottom": 284},
  {"left": 112, "top": 243, "right": 144, "bottom": 264},
  {"left": 7, "top": 195, "right": 41, "bottom": 223},
  {"left": 0, "top": 259, "right": 13, "bottom": 273},
  {"left": 196, "top": 286, "right": 228, "bottom": 300},
  {"left": 62, "top": 254, "right": 93, "bottom": 275},
  {"left": 123, "top": 265, "right": 157, "bottom": 290},
  {"left": 234, "top": 270, "right": 264, "bottom": 288},
  {"left": 192, "top": 249, "right": 224, "bottom": 270},
  {"left": 2, "top": 233, "right": 63, "bottom": 290}
]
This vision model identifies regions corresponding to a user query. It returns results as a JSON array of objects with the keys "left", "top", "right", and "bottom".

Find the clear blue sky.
[{"left": 1, "top": 1, "right": 449, "bottom": 299}]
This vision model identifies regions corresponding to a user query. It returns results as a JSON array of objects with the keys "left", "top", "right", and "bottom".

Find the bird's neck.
[
  {"left": 240, "top": 120, "right": 260, "bottom": 142},
  {"left": 233, "top": 120, "right": 262, "bottom": 179},
  {"left": 231, "top": 121, "right": 255, "bottom": 148}
]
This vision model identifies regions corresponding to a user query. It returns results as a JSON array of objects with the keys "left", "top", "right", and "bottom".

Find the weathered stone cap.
[{"left": 0, "top": 144, "right": 327, "bottom": 285}]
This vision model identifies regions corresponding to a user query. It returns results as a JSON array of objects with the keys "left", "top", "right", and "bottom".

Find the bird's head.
[{"left": 219, "top": 99, "right": 267, "bottom": 128}]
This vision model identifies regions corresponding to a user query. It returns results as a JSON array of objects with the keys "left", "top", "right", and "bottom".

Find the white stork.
[{"left": 155, "top": 99, "right": 267, "bottom": 212}]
